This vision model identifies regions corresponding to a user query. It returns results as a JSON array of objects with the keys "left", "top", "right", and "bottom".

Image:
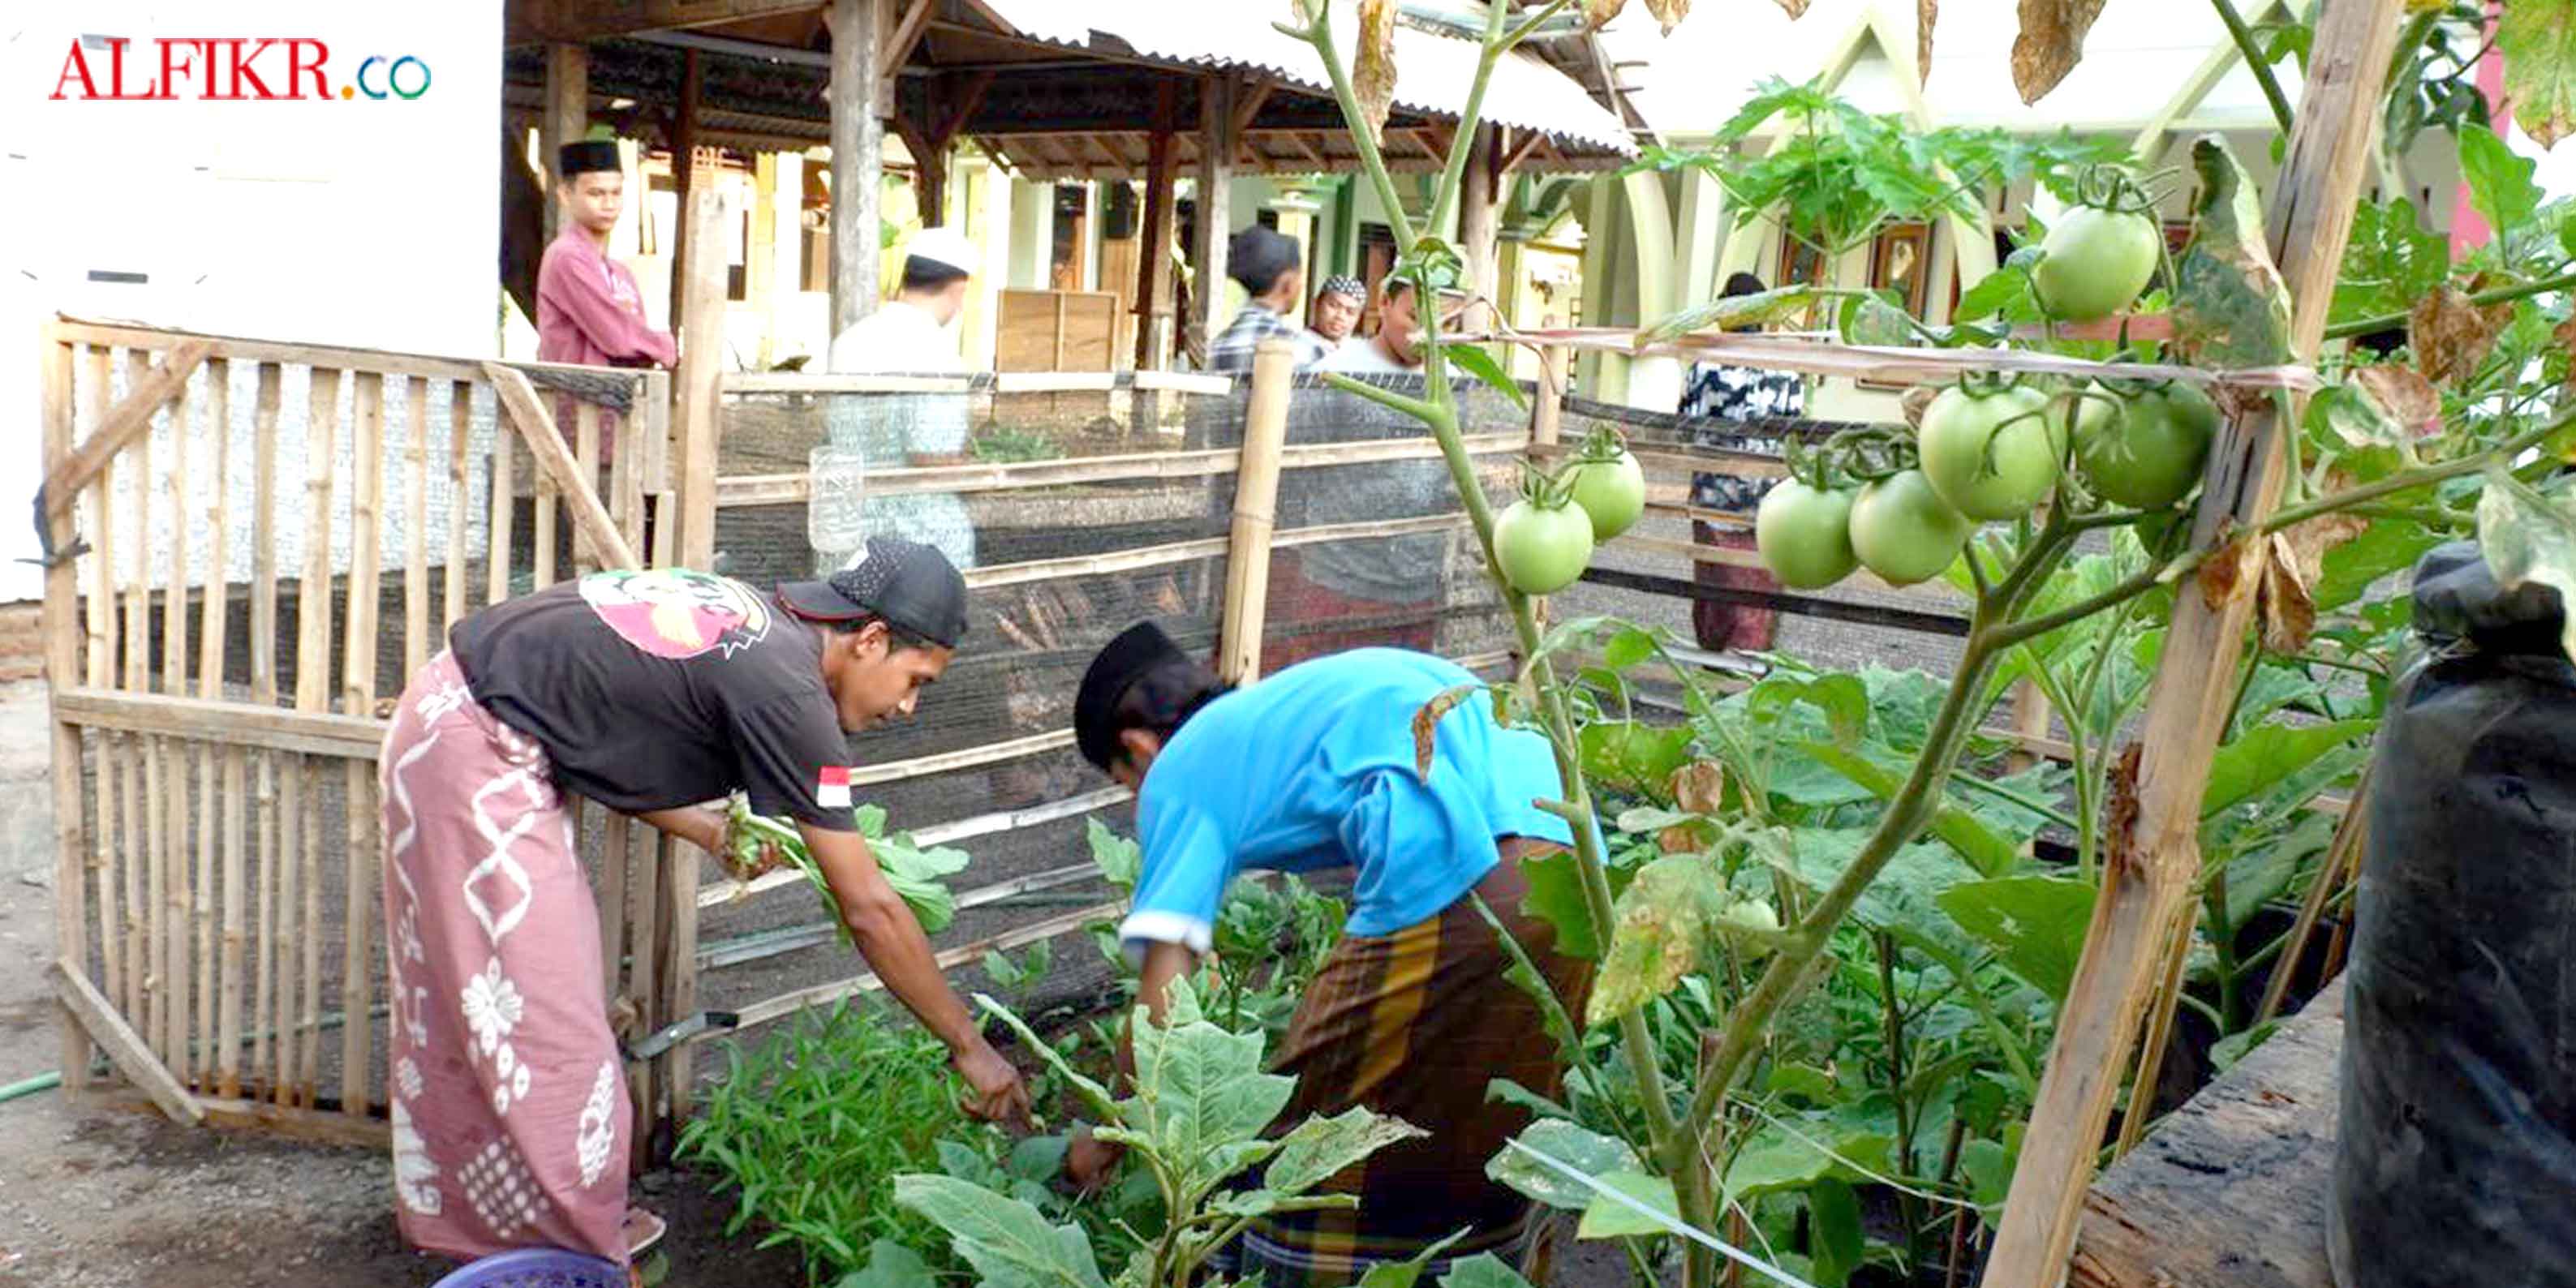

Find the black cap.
[
  {"left": 558, "top": 140, "right": 621, "bottom": 179},
  {"left": 1228, "top": 225, "right": 1301, "bottom": 294},
  {"left": 1075, "top": 621, "right": 1189, "bottom": 770},
  {"left": 776, "top": 536, "right": 969, "bottom": 648}
]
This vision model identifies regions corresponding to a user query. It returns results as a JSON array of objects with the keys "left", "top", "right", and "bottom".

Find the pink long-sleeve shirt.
[{"left": 535, "top": 226, "right": 677, "bottom": 369}]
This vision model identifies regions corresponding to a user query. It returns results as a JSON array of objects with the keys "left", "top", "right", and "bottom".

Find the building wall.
[{"left": 1, "top": 0, "right": 503, "bottom": 604}]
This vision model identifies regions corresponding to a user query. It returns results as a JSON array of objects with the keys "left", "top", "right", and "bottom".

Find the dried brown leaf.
[
  {"left": 1670, "top": 759, "right": 1727, "bottom": 814},
  {"left": 2349, "top": 364, "right": 2441, "bottom": 438},
  {"left": 2011, "top": 0, "right": 2106, "bottom": 105},
  {"left": 2410, "top": 285, "right": 2508, "bottom": 387},
  {"left": 2558, "top": 315, "right": 2576, "bottom": 393},
  {"left": 2257, "top": 532, "right": 2320, "bottom": 655},
  {"left": 1657, "top": 825, "right": 1702, "bottom": 855},
  {"left": 2197, "top": 519, "right": 2256, "bottom": 611},
  {"left": 1412, "top": 683, "right": 1476, "bottom": 781},
  {"left": 1583, "top": 0, "right": 1628, "bottom": 31},
  {"left": 1644, "top": 0, "right": 1690, "bottom": 32},
  {"left": 1353, "top": 0, "right": 1399, "bottom": 148},
  {"left": 1772, "top": 0, "right": 1809, "bottom": 16},
  {"left": 1917, "top": 0, "right": 1937, "bottom": 87},
  {"left": 1900, "top": 384, "right": 1938, "bottom": 429}
]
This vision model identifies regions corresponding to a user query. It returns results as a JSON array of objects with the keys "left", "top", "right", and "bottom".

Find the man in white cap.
[{"left": 820, "top": 226, "right": 983, "bottom": 574}]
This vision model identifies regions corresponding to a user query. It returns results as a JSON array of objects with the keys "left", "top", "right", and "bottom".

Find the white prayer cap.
[{"left": 904, "top": 226, "right": 978, "bottom": 277}]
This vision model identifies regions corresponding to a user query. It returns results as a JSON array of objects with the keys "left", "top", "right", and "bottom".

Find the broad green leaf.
[
  {"left": 1580, "top": 720, "right": 1693, "bottom": 796},
  {"left": 892, "top": 1174, "right": 1110, "bottom": 1288},
  {"left": 1955, "top": 251, "right": 2043, "bottom": 324},
  {"left": 1937, "top": 876, "right": 2096, "bottom": 1002},
  {"left": 1796, "top": 741, "right": 2020, "bottom": 877},
  {"left": 1746, "top": 671, "right": 1872, "bottom": 749},
  {"left": 1765, "top": 1062, "right": 1838, "bottom": 1104},
  {"left": 1807, "top": 1179, "right": 1865, "bottom": 1288},
  {"left": 1959, "top": 1136, "right": 2015, "bottom": 1209},
  {"left": 1780, "top": 828, "right": 1980, "bottom": 955},
  {"left": 2201, "top": 720, "right": 2375, "bottom": 820},
  {"left": 2171, "top": 137, "right": 2292, "bottom": 368},
  {"left": 834, "top": 1240, "right": 939, "bottom": 1288},
  {"left": 2316, "top": 517, "right": 2441, "bottom": 611},
  {"left": 1604, "top": 625, "right": 1658, "bottom": 670},
  {"left": 1586, "top": 855, "right": 1712, "bottom": 1025},
  {"left": 1641, "top": 286, "right": 1816, "bottom": 341},
  {"left": 1838, "top": 291, "right": 1918, "bottom": 346},
  {"left": 2331, "top": 200, "right": 2448, "bottom": 326},
  {"left": 1354, "top": 1232, "right": 1470, "bottom": 1288},
  {"left": 2475, "top": 463, "right": 2576, "bottom": 663},
  {"left": 1266, "top": 1107, "right": 1425, "bottom": 1196},
  {"left": 1487, "top": 1118, "right": 1645, "bottom": 1210},
  {"left": 2460, "top": 123, "right": 2544, "bottom": 234},
  {"left": 1086, "top": 817, "right": 1142, "bottom": 891},
  {"left": 1574, "top": 1170, "right": 1681, "bottom": 1239},
  {"left": 1006, "top": 1136, "right": 1070, "bottom": 1185},
  {"left": 1519, "top": 849, "right": 1606, "bottom": 960},
  {"left": 1130, "top": 1012, "right": 1296, "bottom": 1166},
  {"left": 1859, "top": 665, "right": 1946, "bottom": 753},
  {"left": 1721, "top": 1120, "right": 1892, "bottom": 1200},
  {"left": 2226, "top": 663, "right": 2326, "bottom": 742},
  {"left": 1439, "top": 1253, "right": 1538, "bottom": 1288},
  {"left": 2219, "top": 809, "right": 2335, "bottom": 928},
  {"left": 1439, "top": 343, "right": 1528, "bottom": 412}
]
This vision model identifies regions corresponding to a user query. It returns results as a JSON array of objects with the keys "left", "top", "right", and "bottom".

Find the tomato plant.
[
  {"left": 1494, "top": 489, "right": 1596, "bottom": 595},
  {"left": 1566, "top": 427, "right": 1647, "bottom": 542},
  {"left": 1754, "top": 479, "right": 1859, "bottom": 589},
  {"left": 2031, "top": 179, "right": 2164, "bottom": 323},
  {"left": 1848, "top": 469, "right": 1972, "bottom": 586},
  {"left": 2075, "top": 380, "right": 2218, "bottom": 509},
  {"left": 1918, "top": 379, "right": 2063, "bottom": 521}
]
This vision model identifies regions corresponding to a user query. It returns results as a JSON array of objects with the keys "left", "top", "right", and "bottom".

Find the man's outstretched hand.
[{"left": 953, "top": 1039, "right": 1034, "bottom": 1129}]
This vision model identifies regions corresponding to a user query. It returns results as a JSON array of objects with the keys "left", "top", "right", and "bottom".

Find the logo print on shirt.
[{"left": 578, "top": 569, "right": 772, "bottom": 659}]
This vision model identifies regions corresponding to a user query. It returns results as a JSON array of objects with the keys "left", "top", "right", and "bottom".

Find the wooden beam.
[
  {"left": 510, "top": 0, "right": 827, "bottom": 45},
  {"left": 933, "top": 69, "right": 997, "bottom": 148},
  {"left": 1231, "top": 76, "right": 1278, "bottom": 164},
  {"left": 668, "top": 48, "right": 703, "bottom": 333},
  {"left": 877, "top": 0, "right": 936, "bottom": 79},
  {"left": 54, "top": 688, "right": 388, "bottom": 760},
  {"left": 51, "top": 959, "right": 204, "bottom": 1125},
  {"left": 674, "top": 187, "right": 729, "bottom": 569},
  {"left": 1501, "top": 125, "right": 1548, "bottom": 176},
  {"left": 828, "top": 0, "right": 884, "bottom": 341},
  {"left": 1460, "top": 122, "right": 1502, "bottom": 312},
  {"left": 484, "top": 363, "right": 647, "bottom": 571},
  {"left": 1981, "top": 3, "right": 2408, "bottom": 1284},
  {"left": 41, "top": 341, "right": 212, "bottom": 515},
  {"left": 540, "top": 43, "right": 590, "bottom": 242},
  {"left": 1134, "top": 79, "right": 1180, "bottom": 370},
  {"left": 1190, "top": 72, "right": 1239, "bottom": 358}
]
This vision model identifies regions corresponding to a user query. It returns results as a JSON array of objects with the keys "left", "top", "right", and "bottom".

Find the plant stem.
[
  {"left": 2209, "top": 0, "right": 2296, "bottom": 137},
  {"left": 1318, "top": 371, "right": 1442, "bottom": 423},
  {"left": 1423, "top": 0, "right": 1518, "bottom": 242},
  {"left": 1293, "top": 9, "right": 1417, "bottom": 251},
  {"left": 2321, "top": 269, "right": 2576, "bottom": 341},
  {"left": 2260, "top": 407, "right": 2568, "bottom": 534}
]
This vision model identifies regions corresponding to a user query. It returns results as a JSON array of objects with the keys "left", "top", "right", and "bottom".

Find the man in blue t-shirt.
[{"left": 1064, "top": 623, "right": 1597, "bottom": 1286}]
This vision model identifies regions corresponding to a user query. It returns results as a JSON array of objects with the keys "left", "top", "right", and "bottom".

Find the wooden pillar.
[
  {"left": 1982, "top": 3, "right": 2408, "bottom": 1283},
  {"left": 668, "top": 49, "right": 703, "bottom": 333},
  {"left": 1217, "top": 338, "right": 1294, "bottom": 685},
  {"left": 1190, "top": 73, "right": 1238, "bottom": 358},
  {"left": 38, "top": 334, "right": 92, "bottom": 1092},
  {"left": 1460, "top": 123, "right": 1503, "bottom": 318},
  {"left": 828, "top": 0, "right": 884, "bottom": 346},
  {"left": 1134, "top": 80, "right": 1180, "bottom": 371},
  {"left": 540, "top": 43, "right": 589, "bottom": 241},
  {"left": 749, "top": 152, "right": 778, "bottom": 367}
]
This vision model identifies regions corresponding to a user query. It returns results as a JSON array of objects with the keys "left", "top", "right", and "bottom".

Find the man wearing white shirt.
[{"left": 820, "top": 227, "right": 981, "bottom": 574}]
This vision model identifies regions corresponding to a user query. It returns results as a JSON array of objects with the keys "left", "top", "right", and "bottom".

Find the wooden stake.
[
  {"left": 1217, "top": 339, "right": 1293, "bottom": 685},
  {"left": 342, "top": 372, "right": 385, "bottom": 1118},
  {"left": 485, "top": 365, "right": 643, "bottom": 572},
  {"left": 489, "top": 399, "right": 517, "bottom": 605},
  {"left": 445, "top": 383, "right": 471, "bottom": 630},
  {"left": 145, "top": 732, "right": 168, "bottom": 1064},
  {"left": 123, "top": 352, "right": 151, "bottom": 1031},
  {"left": 249, "top": 363, "right": 282, "bottom": 1097},
  {"left": 196, "top": 360, "right": 232, "bottom": 1087},
  {"left": 1531, "top": 345, "right": 1568, "bottom": 449},
  {"left": 162, "top": 372, "right": 192, "bottom": 1083},
  {"left": 51, "top": 960, "right": 204, "bottom": 1125},
  {"left": 290, "top": 367, "right": 340, "bottom": 1110},
  {"left": 574, "top": 401, "right": 602, "bottom": 573},
  {"left": 82, "top": 345, "right": 122, "bottom": 1020},
  {"left": 599, "top": 809, "right": 631, "bottom": 1003},
  {"left": 41, "top": 336, "right": 93, "bottom": 1089},
  {"left": 1982, "top": 5, "right": 2406, "bottom": 1282},
  {"left": 673, "top": 185, "right": 727, "bottom": 571},
  {"left": 41, "top": 340, "right": 213, "bottom": 513},
  {"left": 406, "top": 376, "right": 432, "bottom": 680},
  {"left": 299, "top": 753, "right": 323, "bottom": 1107}
]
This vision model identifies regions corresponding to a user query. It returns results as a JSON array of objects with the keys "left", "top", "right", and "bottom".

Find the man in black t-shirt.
[{"left": 377, "top": 536, "right": 1027, "bottom": 1269}]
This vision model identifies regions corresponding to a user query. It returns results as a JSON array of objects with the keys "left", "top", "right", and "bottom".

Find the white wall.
[{"left": 1, "top": 0, "right": 502, "bottom": 604}]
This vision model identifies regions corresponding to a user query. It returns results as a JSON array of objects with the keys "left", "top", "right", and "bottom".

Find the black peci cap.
[
  {"left": 558, "top": 140, "right": 622, "bottom": 179},
  {"left": 776, "top": 536, "right": 969, "bottom": 648},
  {"left": 1074, "top": 621, "right": 1189, "bottom": 770}
]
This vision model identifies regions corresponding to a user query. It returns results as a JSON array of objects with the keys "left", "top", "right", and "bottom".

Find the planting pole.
[
  {"left": 1980, "top": 4, "right": 2406, "bottom": 1284},
  {"left": 1217, "top": 339, "right": 1294, "bottom": 685}
]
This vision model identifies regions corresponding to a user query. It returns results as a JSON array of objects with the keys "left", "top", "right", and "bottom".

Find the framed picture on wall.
[
  {"left": 1858, "top": 222, "right": 1933, "bottom": 389},
  {"left": 1776, "top": 234, "right": 1830, "bottom": 292}
]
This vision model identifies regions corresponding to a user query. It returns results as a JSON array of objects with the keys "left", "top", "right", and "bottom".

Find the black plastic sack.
[{"left": 2331, "top": 541, "right": 2576, "bottom": 1288}]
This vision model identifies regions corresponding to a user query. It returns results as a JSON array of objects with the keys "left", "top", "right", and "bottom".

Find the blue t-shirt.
[{"left": 1117, "top": 649, "right": 1572, "bottom": 954}]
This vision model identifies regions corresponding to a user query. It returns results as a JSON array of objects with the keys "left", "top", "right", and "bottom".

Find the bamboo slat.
[
  {"left": 41, "top": 336, "right": 92, "bottom": 1089},
  {"left": 162, "top": 373, "right": 194, "bottom": 1084},
  {"left": 82, "top": 346, "right": 121, "bottom": 1015},
  {"left": 218, "top": 734, "right": 248, "bottom": 1099},
  {"left": 489, "top": 414, "right": 516, "bottom": 605},
  {"left": 1218, "top": 341, "right": 1293, "bottom": 684},
  {"left": 574, "top": 401, "right": 601, "bottom": 574},
  {"left": 248, "top": 363, "right": 283, "bottom": 1100},
  {"left": 711, "top": 432, "right": 1526, "bottom": 507},
  {"left": 123, "top": 350, "right": 150, "bottom": 698},
  {"left": 299, "top": 754, "right": 323, "bottom": 1107},
  {"left": 444, "top": 383, "right": 471, "bottom": 631},
  {"left": 41, "top": 339, "right": 213, "bottom": 513},
  {"left": 533, "top": 443, "right": 559, "bottom": 590},
  {"left": 50, "top": 960, "right": 204, "bottom": 1125},
  {"left": 623, "top": 829, "right": 662, "bottom": 1148},
  {"left": 194, "top": 362, "right": 232, "bottom": 1088},
  {"left": 122, "top": 730, "right": 144, "bottom": 1028},
  {"left": 599, "top": 809, "right": 631, "bottom": 1000},
  {"left": 341, "top": 372, "right": 385, "bottom": 1118},
  {"left": 125, "top": 348, "right": 154, "bottom": 1035},
  {"left": 406, "top": 376, "right": 432, "bottom": 680},
  {"left": 144, "top": 733, "right": 168, "bottom": 1063},
  {"left": 288, "top": 367, "right": 339, "bottom": 1110},
  {"left": 485, "top": 366, "right": 642, "bottom": 573}
]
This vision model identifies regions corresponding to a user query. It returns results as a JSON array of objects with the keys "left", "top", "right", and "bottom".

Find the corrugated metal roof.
[{"left": 978, "top": 1, "right": 1636, "bottom": 154}]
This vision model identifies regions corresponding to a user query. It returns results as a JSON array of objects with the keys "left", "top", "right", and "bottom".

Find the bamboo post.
[
  {"left": 341, "top": 371, "right": 385, "bottom": 1118},
  {"left": 1531, "top": 344, "right": 1568, "bottom": 449},
  {"left": 484, "top": 367, "right": 643, "bottom": 573},
  {"left": 249, "top": 363, "right": 282, "bottom": 1097},
  {"left": 406, "top": 376, "right": 432, "bottom": 679},
  {"left": 81, "top": 345, "right": 122, "bottom": 1020},
  {"left": 195, "top": 360, "right": 232, "bottom": 1087},
  {"left": 1216, "top": 339, "right": 1294, "bottom": 685},
  {"left": 445, "top": 383, "right": 471, "bottom": 630},
  {"left": 288, "top": 367, "right": 342, "bottom": 1107},
  {"left": 161, "top": 371, "right": 194, "bottom": 1076},
  {"left": 2005, "top": 680, "right": 2049, "bottom": 774},
  {"left": 599, "top": 809, "right": 630, "bottom": 1003},
  {"left": 489, "top": 397, "right": 518, "bottom": 605},
  {"left": 123, "top": 350, "right": 151, "bottom": 1036},
  {"left": 41, "top": 334, "right": 92, "bottom": 1090},
  {"left": 574, "top": 401, "right": 602, "bottom": 573},
  {"left": 1981, "top": 5, "right": 2406, "bottom": 1283}
]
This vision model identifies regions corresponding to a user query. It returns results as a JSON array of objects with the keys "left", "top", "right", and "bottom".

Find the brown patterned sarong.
[
  {"left": 1241, "top": 840, "right": 1593, "bottom": 1288},
  {"left": 379, "top": 650, "right": 630, "bottom": 1265}
]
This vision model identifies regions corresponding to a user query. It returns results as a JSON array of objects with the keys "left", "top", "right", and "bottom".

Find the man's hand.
[
  {"left": 952, "top": 1038, "right": 1034, "bottom": 1128},
  {"left": 1065, "top": 1123, "right": 1126, "bottom": 1191}
]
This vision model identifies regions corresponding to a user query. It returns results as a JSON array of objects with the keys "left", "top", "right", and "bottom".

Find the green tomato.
[
  {"left": 1566, "top": 450, "right": 1646, "bottom": 541},
  {"left": 1755, "top": 480, "right": 1859, "bottom": 589},
  {"left": 1918, "top": 382, "right": 2062, "bottom": 522},
  {"left": 1848, "top": 470, "right": 1972, "bottom": 587},
  {"left": 1494, "top": 497, "right": 1595, "bottom": 595},
  {"left": 2031, "top": 204, "right": 2161, "bottom": 323},
  {"left": 2077, "top": 381, "right": 2218, "bottom": 509}
]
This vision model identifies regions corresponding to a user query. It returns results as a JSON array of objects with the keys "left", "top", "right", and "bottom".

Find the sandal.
[{"left": 622, "top": 1207, "right": 669, "bottom": 1259}]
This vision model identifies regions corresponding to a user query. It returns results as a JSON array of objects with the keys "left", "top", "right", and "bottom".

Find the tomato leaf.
[
  {"left": 2316, "top": 517, "right": 2441, "bottom": 612},
  {"left": 2010, "top": 0, "right": 2107, "bottom": 105},
  {"left": 2410, "top": 284, "right": 2510, "bottom": 387},
  {"left": 2475, "top": 462, "right": 2576, "bottom": 663},
  {"left": 2170, "top": 136, "right": 2292, "bottom": 368},
  {"left": 1838, "top": 290, "right": 1919, "bottom": 346},
  {"left": 1518, "top": 848, "right": 1632, "bottom": 960},
  {"left": 1573, "top": 1170, "right": 1682, "bottom": 1239},
  {"left": 2501, "top": 1, "right": 2576, "bottom": 149},
  {"left": 1585, "top": 854, "right": 1711, "bottom": 1025},
  {"left": 1797, "top": 741, "right": 2021, "bottom": 877},
  {"left": 2331, "top": 199, "right": 2448, "bottom": 328},
  {"left": 1808, "top": 1179, "right": 1867, "bottom": 1288},
  {"left": 1641, "top": 285, "right": 1815, "bottom": 342},
  {"left": 1937, "top": 876, "right": 2096, "bottom": 1002},
  {"left": 1439, "top": 343, "right": 1527, "bottom": 411},
  {"left": 2201, "top": 719, "right": 2375, "bottom": 820},
  {"left": 1487, "top": 1119, "right": 1645, "bottom": 1211}
]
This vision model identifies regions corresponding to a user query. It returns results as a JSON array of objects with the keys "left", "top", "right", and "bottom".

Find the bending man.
[
  {"left": 1066, "top": 625, "right": 1593, "bottom": 1287},
  {"left": 379, "top": 538, "right": 1028, "bottom": 1269}
]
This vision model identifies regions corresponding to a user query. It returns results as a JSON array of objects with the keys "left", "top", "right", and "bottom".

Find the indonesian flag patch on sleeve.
[{"left": 816, "top": 765, "right": 853, "bottom": 809}]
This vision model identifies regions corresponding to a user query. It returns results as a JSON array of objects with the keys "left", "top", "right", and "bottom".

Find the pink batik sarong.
[{"left": 379, "top": 650, "right": 630, "bottom": 1265}]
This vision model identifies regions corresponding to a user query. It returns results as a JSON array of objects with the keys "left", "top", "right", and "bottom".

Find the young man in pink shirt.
[{"left": 535, "top": 140, "right": 677, "bottom": 372}]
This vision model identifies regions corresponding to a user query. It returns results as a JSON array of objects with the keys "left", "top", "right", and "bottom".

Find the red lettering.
[
  {"left": 232, "top": 39, "right": 277, "bottom": 99},
  {"left": 286, "top": 38, "right": 329, "bottom": 99},
  {"left": 156, "top": 38, "right": 196, "bottom": 101},
  {"left": 48, "top": 41, "right": 100, "bottom": 100},
  {"left": 106, "top": 37, "right": 148, "bottom": 99}
]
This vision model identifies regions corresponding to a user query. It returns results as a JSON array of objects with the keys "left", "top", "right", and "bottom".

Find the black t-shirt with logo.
[{"left": 449, "top": 569, "right": 855, "bottom": 831}]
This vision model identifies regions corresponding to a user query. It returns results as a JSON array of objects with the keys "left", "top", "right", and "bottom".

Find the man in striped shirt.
[{"left": 1205, "top": 225, "right": 1334, "bottom": 372}]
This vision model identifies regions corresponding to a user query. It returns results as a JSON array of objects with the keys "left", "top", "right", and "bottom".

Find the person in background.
[
  {"left": 822, "top": 227, "right": 982, "bottom": 576},
  {"left": 1680, "top": 272, "right": 1805, "bottom": 655},
  {"left": 377, "top": 539, "right": 1027, "bottom": 1273},
  {"left": 536, "top": 140, "right": 677, "bottom": 461},
  {"left": 1307, "top": 274, "right": 1366, "bottom": 351},
  {"left": 1206, "top": 225, "right": 1333, "bottom": 372}
]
